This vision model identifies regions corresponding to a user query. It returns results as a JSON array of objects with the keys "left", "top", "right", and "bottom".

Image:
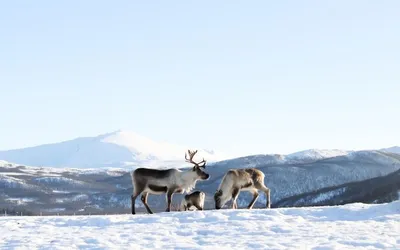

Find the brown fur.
[
  {"left": 181, "top": 191, "right": 205, "bottom": 211},
  {"left": 214, "top": 168, "right": 271, "bottom": 210}
]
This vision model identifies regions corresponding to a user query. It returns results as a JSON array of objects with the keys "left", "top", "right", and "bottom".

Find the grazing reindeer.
[
  {"left": 181, "top": 191, "right": 206, "bottom": 211},
  {"left": 131, "top": 150, "right": 210, "bottom": 214},
  {"left": 214, "top": 168, "right": 271, "bottom": 210}
]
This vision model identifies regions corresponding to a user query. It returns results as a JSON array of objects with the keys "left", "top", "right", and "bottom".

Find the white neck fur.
[{"left": 179, "top": 169, "right": 200, "bottom": 193}]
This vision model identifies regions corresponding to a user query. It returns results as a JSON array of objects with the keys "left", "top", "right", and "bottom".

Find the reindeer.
[
  {"left": 214, "top": 168, "right": 271, "bottom": 210},
  {"left": 180, "top": 191, "right": 206, "bottom": 211},
  {"left": 130, "top": 149, "right": 210, "bottom": 214}
]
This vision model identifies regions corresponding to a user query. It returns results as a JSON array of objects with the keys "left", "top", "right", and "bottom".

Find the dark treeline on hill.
[{"left": 1, "top": 150, "right": 400, "bottom": 215}]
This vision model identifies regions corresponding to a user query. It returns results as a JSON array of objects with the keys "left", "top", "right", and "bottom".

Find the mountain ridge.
[
  {"left": 0, "top": 130, "right": 228, "bottom": 169},
  {"left": 0, "top": 130, "right": 398, "bottom": 169}
]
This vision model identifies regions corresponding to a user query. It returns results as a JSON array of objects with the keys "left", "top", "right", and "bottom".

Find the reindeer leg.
[
  {"left": 231, "top": 188, "right": 240, "bottom": 209},
  {"left": 141, "top": 192, "right": 153, "bottom": 214},
  {"left": 165, "top": 191, "right": 174, "bottom": 212},
  {"left": 132, "top": 181, "right": 147, "bottom": 215},
  {"left": 266, "top": 188, "right": 271, "bottom": 209},
  {"left": 193, "top": 202, "right": 203, "bottom": 211},
  {"left": 256, "top": 183, "right": 271, "bottom": 209},
  {"left": 131, "top": 187, "right": 143, "bottom": 215},
  {"left": 247, "top": 190, "right": 259, "bottom": 209},
  {"left": 131, "top": 194, "right": 139, "bottom": 214}
]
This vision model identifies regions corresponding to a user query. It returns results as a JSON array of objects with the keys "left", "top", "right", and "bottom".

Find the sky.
[{"left": 0, "top": 1, "right": 399, "bottom": 156}]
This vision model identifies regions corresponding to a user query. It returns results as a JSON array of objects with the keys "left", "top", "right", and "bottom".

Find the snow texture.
[
  {"left": 285, "top": 148, "right": 350, "bottom": 162},
  {"left": 311, "top": 187, "right": 347, "bottom": 203},
  {"left": 0, "top": 201, "right": 399, "bottom": 249}
]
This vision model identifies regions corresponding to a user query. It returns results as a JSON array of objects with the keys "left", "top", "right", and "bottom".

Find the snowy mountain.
[
  {"left": 0, "top": 130, "right": 229, "bottom": 169},
  {"left": 285, "top": 148, "right": 350, "bottom": 163},
  {"left": 381, "top": 146, "right": 400, "bottom": 154},
  {"left": 0, "top": 130, "right": 363, "bottom": 169}
]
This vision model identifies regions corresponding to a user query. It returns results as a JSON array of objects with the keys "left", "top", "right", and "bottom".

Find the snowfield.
[{"left": 1, "top": 202, "right": 399, "bottom": 249}]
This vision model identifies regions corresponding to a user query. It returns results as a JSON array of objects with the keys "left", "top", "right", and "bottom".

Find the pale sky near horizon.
[{"left": 1, "top": 1, "right": 399, "bottom": 156}]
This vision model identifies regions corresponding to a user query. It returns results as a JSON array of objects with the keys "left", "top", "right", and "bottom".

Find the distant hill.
[
  {"left": 381, "top": 146, "right": 400, "bottom": 155},
  {"left": 0, "top": 130, "right": 356, "bottom": 169},
  {"left": 0, "top": 130, "right": 228, "bottom": 169}
]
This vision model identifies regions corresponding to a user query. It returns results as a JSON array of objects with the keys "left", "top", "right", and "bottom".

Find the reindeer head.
[
  {"left": 185, "top": 149, "right": 210, "bottom": 180},
  {"left": 214, "top": 189, "right": 229, "bottom": 209}
]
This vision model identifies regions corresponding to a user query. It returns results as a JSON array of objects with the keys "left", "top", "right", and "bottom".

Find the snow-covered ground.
[{"left": 1, "top": 201, "right": 399, "bottom": 249}]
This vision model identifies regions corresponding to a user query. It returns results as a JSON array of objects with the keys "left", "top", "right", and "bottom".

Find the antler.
[{"left": 185, "top": 149, "right": 207, "bottom": 168}]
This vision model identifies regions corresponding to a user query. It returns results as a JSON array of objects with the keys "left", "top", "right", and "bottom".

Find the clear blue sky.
[{"left": 1, "top": 1, "right": 399, "bottom": 156}]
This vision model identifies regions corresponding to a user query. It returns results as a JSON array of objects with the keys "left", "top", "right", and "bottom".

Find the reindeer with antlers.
[{"left": 130, "top": 149, "right": 210, "bottom": 214}]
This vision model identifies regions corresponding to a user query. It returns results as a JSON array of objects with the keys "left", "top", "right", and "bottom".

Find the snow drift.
[{"left": 0, "top": 201, "right": 399, "bottom": 249}]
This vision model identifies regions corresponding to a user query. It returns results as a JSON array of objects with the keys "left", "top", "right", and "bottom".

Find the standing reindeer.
[
  {"left": 214, "top": 168, "right": 271, "bottom": 210},
  {"left": 130, "top": 149, "right": 210, "bottom": 214}
]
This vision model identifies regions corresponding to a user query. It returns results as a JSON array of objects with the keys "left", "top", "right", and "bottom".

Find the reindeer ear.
[{"left": 192, "top": 166, "right": 196, "bottom": 171}]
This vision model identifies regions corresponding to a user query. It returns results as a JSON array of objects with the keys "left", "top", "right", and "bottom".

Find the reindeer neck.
[
  {"left": 178, "top": 169, "right": 200, "bottom": 193},
  {"left": 180, "top": 169, "right": 199, "bottom": 182}
]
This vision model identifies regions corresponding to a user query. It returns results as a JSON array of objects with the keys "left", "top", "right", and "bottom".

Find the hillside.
[
  {"left": 1, "top": 150, "right": 400, "bottom": 214},
  {"left": 382, "top": 146, "right": 400, "bottom": 154},
  {"left": 1, "top": 201, "right": 399, "bottom": 249},
  {"left": 276, "top": 167, "right": 400, "bottom": 207}
]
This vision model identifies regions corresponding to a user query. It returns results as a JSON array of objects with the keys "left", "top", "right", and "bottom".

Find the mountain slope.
[
  {"left": 0, "top": 130, "right": 227, "bottom": 169},
  {"left": 285, "top": 148, "right": 350, "bottom": 162},
  {"left": 381, "top": 146, "right": 400, "bottom": 154},
  {"left": 275, "top": 167, "right": 400, "bottom": 207}
]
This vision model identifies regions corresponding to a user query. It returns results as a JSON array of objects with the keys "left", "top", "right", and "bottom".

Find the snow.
[
  {"left": 0, "top": 172, "right": 32, "bottom": 176},
  {"left": 5, "top": 197, "right": 36, "bottom": 205},
  {"left": 0, "top": 201, "right": 399, "bottom": 249},
  {"left": 43, "top": 208, "right": 66, "bottom": 213},
  {"left": 34, "top": 177, "right": 85, "bottom": 186},
  {"left": 0, "top": 160, "right": 13, "bottom": 167},
  {"left": 102, "top": 130, "right": 224, "bottom": 161},
  {"left": 52, "top": 190, "right": 70, "bottom": 194},
  {"left": 0, "top": 130, "right": 232, "bottom": 169},
  {"left": 55, "top": 194, "right": 88, "bottom": 204},
  {"left": 311, "top": 187, "right": 346, "bottom": 203},
  {"left": 1, "top": 130, "right": 398, "bottom": 171},
  {"left": 0, "top": 130, "right": 366, "bottom": 170},
  {"left": 286, "top": 149, "right": 350, "bottom": 162},
  {"left": 0, "top": 175, "right": 32, "bottom": 189}
]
